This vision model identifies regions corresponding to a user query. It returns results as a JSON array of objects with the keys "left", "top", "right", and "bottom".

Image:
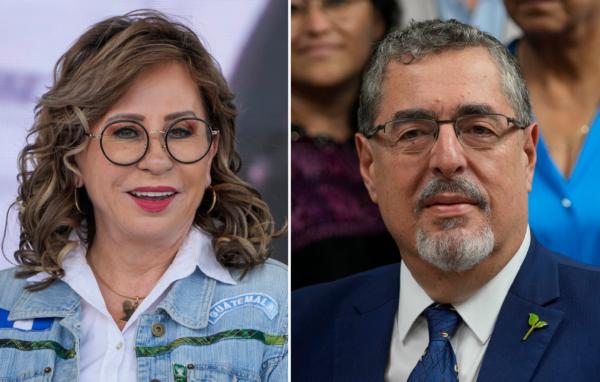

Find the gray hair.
[
  {"left": 358, "top": 19, "right": 532, "bottom": 135},
  {"left": 416, "top": 223, "right": 495, "bottom": 272}
]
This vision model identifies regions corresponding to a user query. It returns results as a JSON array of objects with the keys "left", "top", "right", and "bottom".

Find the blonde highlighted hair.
[{"left": 14, "top": 10, "right": 282, "bottom": 290}]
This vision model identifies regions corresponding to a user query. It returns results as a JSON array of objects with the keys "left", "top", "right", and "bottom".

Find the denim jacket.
[{"left": 0, "top": 259, "right": 288, "bottom": 381}]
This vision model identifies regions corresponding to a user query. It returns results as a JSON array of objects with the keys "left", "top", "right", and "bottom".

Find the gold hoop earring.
[
  {"left": 74, "top": 188, "right": 84, "bottom": 215},
  {"left": 205, "top": 186, "right": 217, "bottom": 215}
]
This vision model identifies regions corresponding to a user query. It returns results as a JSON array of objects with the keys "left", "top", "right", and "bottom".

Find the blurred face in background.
[
  {"left": 291, "top": 0, "right": 385, "bottom": 89},
  {"left": 504, "top": 0, "right": 600, "bottom": 35}
]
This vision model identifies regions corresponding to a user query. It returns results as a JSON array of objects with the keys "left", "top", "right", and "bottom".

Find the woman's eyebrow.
[
  {"left": 164, "top": 110, "right": 197, "bottom": 121},
  {"left": 105, "top": 113, "right": 145, "bottom": 124},
  {"left": 103, "top": 111, "right": 198, "bottom": 125}
]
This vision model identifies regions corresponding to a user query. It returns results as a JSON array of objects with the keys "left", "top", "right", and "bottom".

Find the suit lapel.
[
  {"left": 333, "top": 266, "right": 400, "bottom": 382},
  {"left": 478, "top": 238, "right": 564, "bottom": 382}
]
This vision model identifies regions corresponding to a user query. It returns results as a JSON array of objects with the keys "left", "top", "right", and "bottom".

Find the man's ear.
[
  {"left": 355, "top": 133, "right": 379, "bottom": 204},
  {"left": 523, "top": 123, "right": 538, "bottom": 192}
]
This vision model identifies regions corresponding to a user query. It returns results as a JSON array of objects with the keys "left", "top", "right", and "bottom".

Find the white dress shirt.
[
  {"left": 28, "top": 227, "right": 236, "bottom": 382},
  {"left": 386, "top": 228, "right": 531, "bottom": 382}
]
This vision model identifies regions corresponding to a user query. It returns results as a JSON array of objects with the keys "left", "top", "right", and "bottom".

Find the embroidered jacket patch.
[
  {"left": 0, "top": 308, "right": 53, "bottom": 331},
  {"left": 208, "top": 293, "right": 279, "bottom": 324}
]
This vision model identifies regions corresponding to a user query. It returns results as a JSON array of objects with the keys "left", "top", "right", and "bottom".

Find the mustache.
[{"left": 414, "top": 177, "right": 489, "bottom": 215}]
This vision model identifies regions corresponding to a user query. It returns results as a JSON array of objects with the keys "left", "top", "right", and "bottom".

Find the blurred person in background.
[
  {"left": 0, "top": 11, "right": 287, "bottom": 381},
  {"left": 399, "top": 0, "right": 521, "bottom": 43},
  {"left": 291, "top": 0, "right": 401, "bottom": 290},
  {"left": 505, "top": 0, "right": 600, "bottom": 265}
]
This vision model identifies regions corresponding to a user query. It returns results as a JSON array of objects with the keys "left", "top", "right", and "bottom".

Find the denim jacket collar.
[
  {"left": 9, "top": 278, "right": 79, "bottom": 320},
  {"left": 10, "top": 267, "right": 218, "bottom": 332},
  {"left": 156, "top": 268, "right": 216, "bottom": 329},
  {"left": 8, "top": 278, "right": 82, "bottom": 337},
  {"left": 14, "top": 226, "right": 235, "bottom": 332}
]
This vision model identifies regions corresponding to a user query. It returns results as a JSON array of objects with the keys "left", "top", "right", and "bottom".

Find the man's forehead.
[
  {"left": 385, "top": 46, "right": 497, "bottom": 74},
  {"left": 376, "top": 47, "right": 509, "bottom": 120}
]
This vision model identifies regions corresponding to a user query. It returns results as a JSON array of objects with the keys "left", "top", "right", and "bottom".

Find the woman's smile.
[{"left": 128, "top": 186, "right": 178, "bottom": 213}]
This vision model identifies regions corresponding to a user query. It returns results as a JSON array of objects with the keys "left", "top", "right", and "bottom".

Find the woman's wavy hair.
[{"left": 14, "top": 10, "right": 282, "bottom": 290}]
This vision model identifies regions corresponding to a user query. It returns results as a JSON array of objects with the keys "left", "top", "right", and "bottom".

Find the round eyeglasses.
[
  {"left": 365, "top": 113, "right": 526, "bottom": 154},
  {"left": 86, "top": 117, "right": 218, "bottom": 166}
]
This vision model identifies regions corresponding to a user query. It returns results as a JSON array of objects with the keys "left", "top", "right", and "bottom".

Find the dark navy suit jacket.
[{"left": 292, "top": 237, "right": 600, "bottom": 381}]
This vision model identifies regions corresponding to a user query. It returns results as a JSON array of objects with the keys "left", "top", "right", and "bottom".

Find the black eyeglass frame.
[
  {"left": 86, "top": 116, "right": 219, "bottom": 166},
  {"left": 365, "top": 112, "right": 527, "bottom": 144}
]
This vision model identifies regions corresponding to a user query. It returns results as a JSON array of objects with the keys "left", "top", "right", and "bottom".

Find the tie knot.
[{"left": 423, "top": 304, "right": 460, "bottom": 341}]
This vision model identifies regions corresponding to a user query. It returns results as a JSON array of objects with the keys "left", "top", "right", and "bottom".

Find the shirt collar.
[
  {"left": 27, "top": 226, "right": 237, "bottom": 286},
  {"left": 398, "top": 227, "right": 531, "bottom": 344},
  {"left": 398, "top": 261, "right": 434, "bottom": 343},
  {"left": 176, "top": 227, "right": 237, "bottom": 285}
]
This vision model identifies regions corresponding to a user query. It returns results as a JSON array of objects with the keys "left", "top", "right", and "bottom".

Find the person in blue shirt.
[
  {"left": 398, "top": 0, "right": 522, "bottom": 43},
  {"left": 0, "top": 11, "right": 287, "bottom": 381},
  {"left": 504, "top": 0, "right": 600, "bottom": 265}
]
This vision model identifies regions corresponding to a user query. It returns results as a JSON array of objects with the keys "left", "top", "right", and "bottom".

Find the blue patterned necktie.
[{"left": 408, "top": 304, "right": 461, "bottom": 382}]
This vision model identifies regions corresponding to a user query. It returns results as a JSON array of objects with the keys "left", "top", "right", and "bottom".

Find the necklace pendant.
[{"left": 120, "top": 299, "right": 138, "bottom": 322}]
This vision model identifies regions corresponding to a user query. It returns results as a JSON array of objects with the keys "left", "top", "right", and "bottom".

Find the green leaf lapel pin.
[{"left": 522, "top": 313, "right": 548, "bottom": 341}]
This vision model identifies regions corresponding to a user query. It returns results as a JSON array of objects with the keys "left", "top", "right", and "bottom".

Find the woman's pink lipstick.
[{"left": 128, "top": 186, "right": 177, "bottom": 213}]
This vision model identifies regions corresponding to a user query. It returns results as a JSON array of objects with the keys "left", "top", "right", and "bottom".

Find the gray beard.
[{"left": 416, "top": 219, "right": 495, "bottom": 272}]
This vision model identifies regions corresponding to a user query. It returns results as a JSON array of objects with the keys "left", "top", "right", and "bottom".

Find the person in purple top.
[{"left": 290, "top": 0, "right": 401, "bottom": 289}]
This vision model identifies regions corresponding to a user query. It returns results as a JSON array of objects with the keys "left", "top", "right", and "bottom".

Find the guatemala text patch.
[{"left": 208, "top": 293, "right": 278, "bottom": 324}]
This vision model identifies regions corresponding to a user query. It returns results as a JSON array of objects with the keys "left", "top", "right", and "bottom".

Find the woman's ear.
[
  {"left": 74, "top": 174, "right": 84, "bottom": 188},
  {"left": 70, "top": 154, "right": 85, "bottom": 188},
  {"left": 206, "top": 134, "right": 220, "bottom": 185}
]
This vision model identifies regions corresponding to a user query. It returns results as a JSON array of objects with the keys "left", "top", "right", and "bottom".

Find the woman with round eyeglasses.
[
  {"left": 88, "top": 115, "right": 219, "bottom": 166},
  {"left": 291, "top": 0, "right": 401, "bottom": 289},
  {"left": 0, "top": 10, "right": 286, "bottom": 382}
]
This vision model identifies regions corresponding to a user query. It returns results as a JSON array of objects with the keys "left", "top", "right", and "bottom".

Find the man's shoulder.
[
  {"left": 522, "top": 238, "right": 600, "bottom": 299},
  {"left": 291, "top": 264, "right": 400, "bottom": 381},
  {"left": 532, "top": 239, "right": 600, "bottom": 286},
  {"left": 293, "top": 263, "right": 400, "bottom": 319},
  {"left": 479, "top": 240, "right": 600, "bottom": 380},
  {"left": 552, "top": 250, "right": 600, "bottom": 296}
]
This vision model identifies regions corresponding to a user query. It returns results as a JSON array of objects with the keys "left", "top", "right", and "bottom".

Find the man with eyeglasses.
[{"left": 292, "top": 19, "right": 600, "bottom": 382}]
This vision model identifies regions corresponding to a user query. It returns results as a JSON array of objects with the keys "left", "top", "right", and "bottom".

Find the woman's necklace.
[{"left": 89, "top": 263, "right": 147, "bottom": 324}]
